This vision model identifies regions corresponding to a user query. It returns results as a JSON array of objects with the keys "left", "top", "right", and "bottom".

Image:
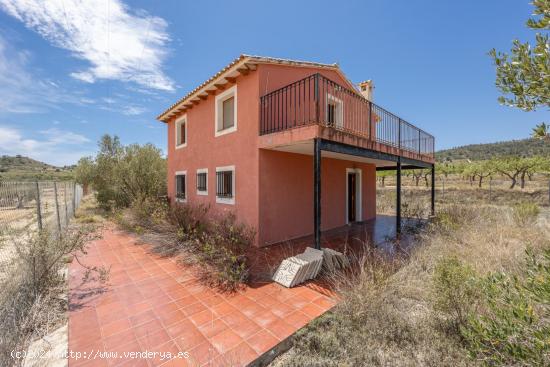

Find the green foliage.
[
  {"left": 0, "top": 155, "right": 74, "bottom": 181},
  {"left": 532, "top": 122, "right": 550, "bottom": 140},
  {"left": 433, "top": 257, "right": 480, "bottom": 332},
  {"left": 82, "top": 134, "right": 167, "bottom": 210},
  {"left": 461, "top": 249, "right": 550, "bottom": 366},
  {"left": 74, "top": 156, "right": 94, "bottom": 194},
  {"left": 493, "top": 156, "right": 547, "bottom": 189},
  {"left": 436, "top": 138, "right": 550, "bottom": 162},
  {"left": 513, "top": 202, "right": 540, "bottom": 225},
  {"left": 489, "top": 0, "right": 549, "bottom": 111}
]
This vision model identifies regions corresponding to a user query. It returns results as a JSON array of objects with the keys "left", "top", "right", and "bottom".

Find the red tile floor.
[{"left": 68, "top": 227, "right": 337, "bottom": 367}]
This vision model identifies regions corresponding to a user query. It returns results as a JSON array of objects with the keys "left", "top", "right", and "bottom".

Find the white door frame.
[{"left": 345, "top": 168, "right": 362, "bottom": 224}]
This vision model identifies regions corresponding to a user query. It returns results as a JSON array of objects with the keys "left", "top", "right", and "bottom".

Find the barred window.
[
  {"left": 216, "top": 171, "right": 233, "bottom": 199},
  {"left": 175, "top": 174, "right": 186, "bottom": 200},
  {"left": 197, "top": 171, "right": 207, "bottom": 193}
]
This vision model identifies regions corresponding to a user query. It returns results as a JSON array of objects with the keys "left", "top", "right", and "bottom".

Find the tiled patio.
[
  {"left": 68, "top": 228, "right": 337, "bottom": 367},
  {"left": 248, "top": 214, "right": 411, "bottom": 281}
]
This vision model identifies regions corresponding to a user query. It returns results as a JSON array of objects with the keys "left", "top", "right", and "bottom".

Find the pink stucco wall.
[
  {"left": 166, "top": 62, "right": 379, "bottom": 247},
  {"left": 258, "top": 149, "right": 376, "bottom": 246},
  {"left": 166, "top": 67, "right": 260, "bottom": 232}
]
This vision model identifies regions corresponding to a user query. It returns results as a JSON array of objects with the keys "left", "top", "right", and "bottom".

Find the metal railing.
[{"left": 259, "top": 73, "right": 435, "bottom": 158}]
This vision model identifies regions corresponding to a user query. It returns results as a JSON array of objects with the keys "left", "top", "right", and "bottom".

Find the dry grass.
[
  {"left": 273, "top": 199, "right": 550, "bottom": 366},
  {"left": 0, "top": 195, "right": 105, "bottom": 367}
]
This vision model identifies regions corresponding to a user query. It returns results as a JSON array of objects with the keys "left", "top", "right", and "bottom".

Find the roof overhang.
[{"left": 156, "top": 54, "right": 361, "bottom": 123}]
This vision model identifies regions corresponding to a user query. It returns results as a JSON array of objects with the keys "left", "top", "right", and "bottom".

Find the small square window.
[
  {"left": 216, "top": 166, "right": 235, "bottom": 204},
  {"left": 175, "top": 172, "right": 186, "bottom": 201},
  {"left": 175, "top": 116, "right": 187, "bottom": 148},
  {"left": 196, "top": 169, "right": 208, "bottom": 195}
]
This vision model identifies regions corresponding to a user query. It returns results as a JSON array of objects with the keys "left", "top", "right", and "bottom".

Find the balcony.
[{"left": 259, "top": 73, "right": 434, "bottom": 164}]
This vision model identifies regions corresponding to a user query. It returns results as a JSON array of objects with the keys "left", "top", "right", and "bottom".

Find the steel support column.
[
  {"left": 431, "top": 164, "right": 435, "bottom": 216},
  {"left": 396, "top": 157, "right": 402, "bottom": 235},
  {"left": 313, "top": 138, "right": 322, "bottom": 249}
]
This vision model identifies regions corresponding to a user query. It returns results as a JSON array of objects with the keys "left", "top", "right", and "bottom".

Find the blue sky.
[{"left": 0, "top": 0, "right": 548, "bottom": 166}]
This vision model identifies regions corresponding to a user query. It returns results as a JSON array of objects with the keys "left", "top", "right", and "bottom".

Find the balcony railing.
[{"left": 259, "top": 73, "right": 434, "bottom": 158}]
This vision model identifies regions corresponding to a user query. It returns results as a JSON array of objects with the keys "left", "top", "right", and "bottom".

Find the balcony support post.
[
  {"left": 313, "top": 138, "right": 322, "bottom": 249},
  {"left": 431, "top": 163, "right": 435, "bottom": 216},
  {"left": 396, "top": 157, "right": 402, "bottom": 236}
]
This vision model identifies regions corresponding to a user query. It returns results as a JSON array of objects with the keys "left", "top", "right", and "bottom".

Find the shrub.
[
  {"left": 168, "top": 202, "right": 210, "bottom": 241},
  {"left": 0, "top": 226, "right": 105, "bottom": 366},
  {"left": 125, "top": 200, "right": 254, "bottom": 291},
  {"left": 433, "top": 257, "right": 480, "bottom": 333},
  {"left": 193, "top": 212, "right": 254, "bottom": 290},
  {"left": 512, "top": 202, "right": 540, "bottom": 225},
  {"left": 76, "top": 135, "right": 167, "bottom": 211},
  {"left": 461, "top": 249, "right": 550, "bottom": 366},
  {"left": 131, "top": 195, "right": 169, "bottom": 227}
]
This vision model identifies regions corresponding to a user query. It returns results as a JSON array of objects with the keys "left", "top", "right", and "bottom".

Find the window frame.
[
  {"left": 326, "top": 94, "right": 344, "bottom": 128},
  {"left": 214, "top": 86, "right": 237, "bottom": 137},
  {"left": 215, "top": 165, "right": 235, "bottom": 205},
  {"left": 175, "top": 115, "right": 187, "bottom": 149},
  {"left": 196, "top": 168, "right": 208, "bottom": 196},
  {"left": 175, "top": 170, "right": 187, "bottom": 203}
]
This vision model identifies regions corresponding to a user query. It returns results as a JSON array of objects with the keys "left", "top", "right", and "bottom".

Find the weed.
[{"left": 512, "top": 202, "right": 540, "bottom": 225}]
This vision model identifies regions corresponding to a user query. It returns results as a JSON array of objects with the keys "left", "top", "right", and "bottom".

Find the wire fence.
[{"left": 0, "top": 181, "right": 83, "bottom": 274}]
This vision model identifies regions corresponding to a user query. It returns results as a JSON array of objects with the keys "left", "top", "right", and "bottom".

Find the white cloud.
[
  {"left": 123, "top": 105, "right": 147, "bottom": 116},
  {"left": 0, "top": 0, "right": 174, "bottom": 91},
  {"left": 0, "top": 35, "right": 67, "bottom": 113},
  {"left": 0, "top": 125, "right": 93, "bottom": 166}
]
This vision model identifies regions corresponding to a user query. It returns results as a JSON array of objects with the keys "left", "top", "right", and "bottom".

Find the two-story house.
[{"left": 157, "top": 55, "right": 435, "bottom": 248}]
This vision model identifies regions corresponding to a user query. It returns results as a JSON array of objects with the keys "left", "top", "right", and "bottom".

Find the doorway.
[{"left": 346, "top": 168, "right": 362, "bottom": 224}]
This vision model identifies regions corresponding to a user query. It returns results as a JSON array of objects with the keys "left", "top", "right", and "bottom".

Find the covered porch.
[
  {"left": 258, "top": 72, "right": 436, "bottom": 250},
  {"left": 248, "top": 214, "right": 421, "bottom": 282}
]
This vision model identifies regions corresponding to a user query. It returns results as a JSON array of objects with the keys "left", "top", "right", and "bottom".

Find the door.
[{"left": 348, "top": 172, "right": 356, "bottom": 222}]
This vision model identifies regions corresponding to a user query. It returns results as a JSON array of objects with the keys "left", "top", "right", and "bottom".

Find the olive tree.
[{"left": 489, "top": 0, "right": 549, "bottom": 111}]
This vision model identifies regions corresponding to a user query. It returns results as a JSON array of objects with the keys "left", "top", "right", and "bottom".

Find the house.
[{"left": 157, "top": 55, "right": 435, "bottom": 248}]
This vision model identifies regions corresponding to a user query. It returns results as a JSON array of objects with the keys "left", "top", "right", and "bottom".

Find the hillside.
[
  {"left": 436, "top": 138, "right": 550, "bottom": 162},
  {"left": 0, "top": 155, "right": 56, "bottom": 172},
  {"left": 0, "top": 155, "right": 73, "bottom": 181}
]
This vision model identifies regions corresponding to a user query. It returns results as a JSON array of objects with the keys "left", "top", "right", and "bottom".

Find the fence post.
[
  {"left": 35, "top": 182, "right": 42, "bottom": 231},
  {"left": 73, "top": 182, "right": 77, "bottom": 217},
  {"left": 64, "top": 182, "right": 69, "bottom": 227},
  {"left": 53, "top": 182, "right": 61, "bottom": 234}
]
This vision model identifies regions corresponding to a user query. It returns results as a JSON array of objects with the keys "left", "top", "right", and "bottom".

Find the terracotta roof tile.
[{"left": 156, "top": 54, "right": 355, "bottom": 122}]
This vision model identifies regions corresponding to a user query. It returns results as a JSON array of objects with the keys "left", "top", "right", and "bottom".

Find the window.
[
  {"left": 222, "top": 97, "right": 235, "bottom": 129},
  {"left": 175, "top": 171, "right": 186, "bottom": 202},
  {"left": 326, "top": 94, "right": 343, "bottom": 128},
  {"left": 327, "top": 103, "right": 336, "bottom": 124},
  {"left": 215, "top": 86, "right": 237, "bottom": 136},
  {"left": 175, "top": 115, "right": 187, "bottom": 148},
  {"left": 215, "top": 166, "right": 235, "bottom": 204},
  {"left": 196, "top": 168, "right": 208, "bottom": 195}
]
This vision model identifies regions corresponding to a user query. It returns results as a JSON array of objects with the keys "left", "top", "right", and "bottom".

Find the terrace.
[{"left": 258, "top": 73, "right": 436, "bottom": 248}]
